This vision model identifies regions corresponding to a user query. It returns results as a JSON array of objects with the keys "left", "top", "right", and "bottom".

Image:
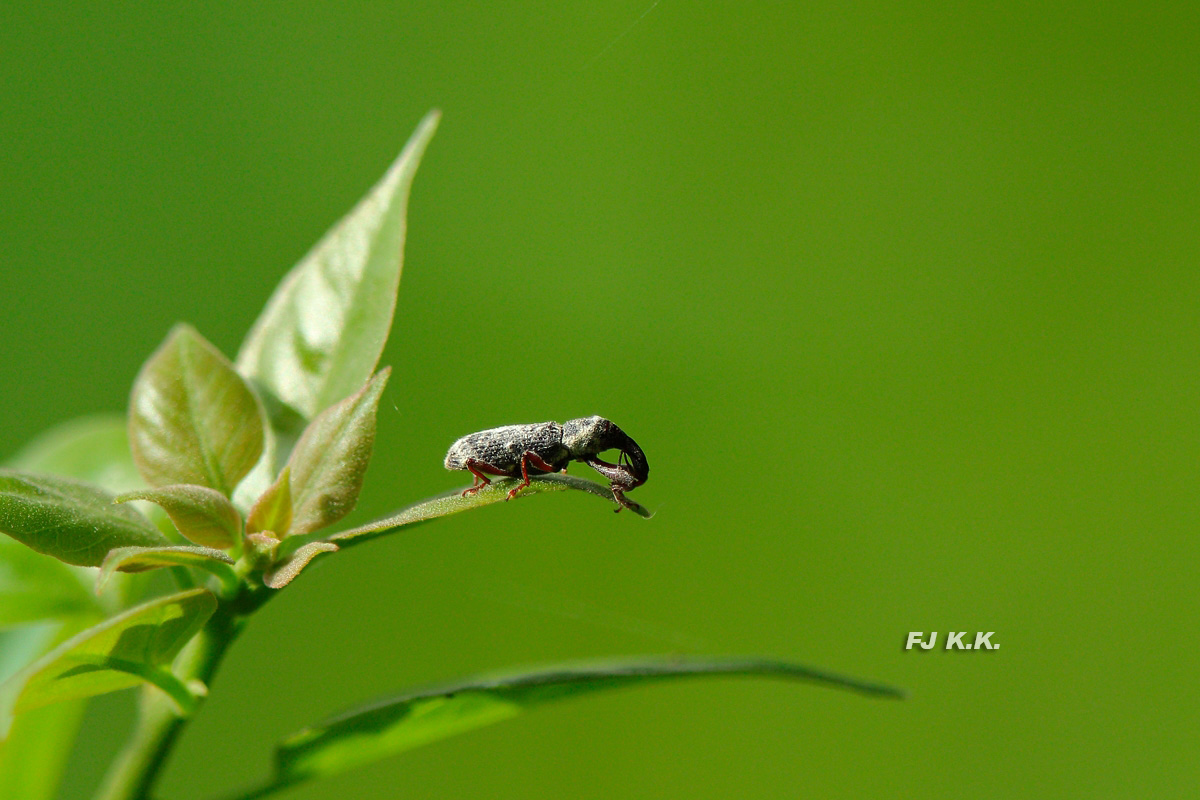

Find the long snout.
[{"left": 600, "top": 423, "right": 648, "bottom": 488}]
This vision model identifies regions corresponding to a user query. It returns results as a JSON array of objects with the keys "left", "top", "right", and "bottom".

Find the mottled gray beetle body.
[
  {"left": 445, "top": 416, "right": 648, "bottom": 511},
  {"left": 445, "top": 422, "right": 568, "bottom": 473}
]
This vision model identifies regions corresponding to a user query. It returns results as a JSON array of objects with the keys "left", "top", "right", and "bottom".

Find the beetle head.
[{"left": 563, "top": 416, "right": 649, "bottom": 488}]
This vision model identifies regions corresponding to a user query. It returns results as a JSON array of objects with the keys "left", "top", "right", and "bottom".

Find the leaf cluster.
[{"left": 0, "top": 112, "right": 899, "bottom": 800}]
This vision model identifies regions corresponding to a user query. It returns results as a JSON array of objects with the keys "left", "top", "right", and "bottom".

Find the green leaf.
[
  {"left": 0, "top": 470, "right": 169, "bottom": 567},
  {"left": 0, "top": 697, "right": 85, "bottom": 799},
  {"left": 0, "top": 536, "right": 100, "bottom": 629},
  {"left": 236, "top": 111, "right": 439, "bottom": 424},
  {"left": 115, "top": 485, "right": 242, "bottom": 550},
  {"left": 285, "top": 370, "right": 389, "bottom": 537},
  {"left": 129, "top": 324, "right": 266, "bottom": 496},
  {"left": 1, "top": 422, "right": 139, "bottom": 796},
  {"left": 0, "top": 626, "right": 59, "bottom": 687},
  {"left": 8, "top": 414, "right": 143, "bottom": 495},
  {"left": 327, "top": 473, "right": 650, "bottom": 549},
  {"left": 264, "top": 542, "right": 338, "bottom": 589},
  {"left": 262, "top": 657, "right": 903, "bottom": 790},
  {"left": 97, "top": 546, "right": 237, "bottom": 595},
  {"left": 0, "top": 624, "right": 90, "bottom": 800},
  {"left": 246, "top": 466, "right": 292, "bottom": 536},
  {"left": 0, "top": 589, "right": 216, "bottom": 734},
  {"left": 4, "top": 414, "right": 164, "bottom": 613}
]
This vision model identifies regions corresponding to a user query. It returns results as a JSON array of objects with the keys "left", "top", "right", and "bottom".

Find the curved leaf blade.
[
  {"left": 328, "top": 474, "right": 650, "bottom": 549},
  {"left": 115, "top": 485, "right": 242, "bottom": 549},
  {"left": 129, "top": 324, "right": 265, "bottom": 496},
  {"left": 97, "top": 546, "right": 237, "bottom": 595},
  {"left": 285, "top": 370, "right": 389, "bottom": 537},
  {"left": 264, "top": 542, "right": 338, "bottom": 589},
  {"left": 0, "top": 588, "right": 216, "bottom": 733},
  {"left": 0, "top": 470, "right": 169, "bottom": 567},
  {"left": 236, "top": 111, "right": 440, "bottom": 423},
  {"left": 272, "top": 657, "right": 903, "bottom": 785}
]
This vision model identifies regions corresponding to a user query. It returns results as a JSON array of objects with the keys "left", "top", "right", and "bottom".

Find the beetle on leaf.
[{"left": 445, "top": 416, "right": 649, "bottom": 511}]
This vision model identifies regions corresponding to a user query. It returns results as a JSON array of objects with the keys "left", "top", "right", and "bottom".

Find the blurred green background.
[{"left": 2, "top": 1, "right": 1198, "bottom": 797}]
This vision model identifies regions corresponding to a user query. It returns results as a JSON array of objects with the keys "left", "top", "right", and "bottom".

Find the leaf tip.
[
  {"left": 369, "top": 366, "right": 391, "bottom": 394},
  {"left": 415, "top": 108, "right": 442, "bottom": 137},
  {"left": 165, "top": 321, "right": 200, "bottom": 343},
  {"left": 393, "top": 110, "right": 441, "bottom": 176}
]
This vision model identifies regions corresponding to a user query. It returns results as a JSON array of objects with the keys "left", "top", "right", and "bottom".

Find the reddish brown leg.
[
  {"left": 507, "top": 451, "right": 560, "bottom": 501},
  {"left": 610, "top": 485, "right": 635, "bottom": 513},
  {"left": 586, "top": 457, "right": 637, "bottom": 511},
  {"left": 462, "top": 458, "right": 510, "bottom": 497}
]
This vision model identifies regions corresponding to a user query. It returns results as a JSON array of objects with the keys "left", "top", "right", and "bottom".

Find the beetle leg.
[
  {"left": 462, "top": 458, "right": 510, "bottom": 497},
  {"left": 610, "top": 485, "right": 635, "bottom": 513},
  {"left": 585, "top": 457, "right": 638, "bottom": 511},
  {"left": 507, "top": 451, "right": 560, "bottom": 501}
]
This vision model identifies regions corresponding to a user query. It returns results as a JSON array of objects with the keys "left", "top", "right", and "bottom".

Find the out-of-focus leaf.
[
  {"left": 246, "top": 466, "right": 292, "bottom": 536},
  {"left": 0, "top": 626, "right": 58, "bottom": 686},
  {"left": 129, "top": 324, "right": 265, "bottom": 496},
  {"left": 1, "top": 420, "right": 140, "bottom": 797},
  {"left": 0, "top": 624, "right": 89, "bottom": 800},
  {"left": 97, "top": 546, "right": 237, "bottom": 595},
  {"left": 328, "top": 474, "right": 650, "bottom": 550},
  {"left": 115, "top": 485, "right": 241, "bottom": 550},
  {"left": 0, "top": 589, "right": 216, "bottom": 734},
  {"left": 253, "top": 657, "right": 903, "bottom": 792},
  {"left": 0, "top": 537, "right": 100, "bottom": 629},
  {"left": 8, "top": 415, "right": 142, "bottom": 495},
  {"left": 263, "top": 542, "right": 338, "bottom": 589},
  {"left": 0, "top": 700, "right": 85, "bottom": 799},
  {"left": 0, "top": 470, "right": 169, "bottom": 567},
  {"left": 5, "top": 413, "right": 167, "bottom": 604},
  {"left": 285, "top": 370, "right": 389, "bottom": 537},
  {"left": 236, "top": 111, "right": 440, "bottom": 424}
]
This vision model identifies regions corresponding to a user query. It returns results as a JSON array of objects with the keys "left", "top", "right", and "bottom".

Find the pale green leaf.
[
  {"left": 247, "top": 657, "right": 903, "bottom": 793},
  {"left": 97, "top": 546, "right": 237, "bottom": 595},
  {"left": 115, "top": 485, "right": 242, "bottom": 549},
  {"left": 0, "top": 697, "right": 85, "bottom": 799},
  {"left": 236, "top": 111, "right": 439, "bottom": 423},
  {"left": 8, "top": 414, "right": 142, "bottom": 495},
  {"left": 0, "top": 470, "right": 169, "bottom": 567},
  {"left": 0, "top": 625, "right": 59, "bottom": 687},
  {"left": 0, "top": 589, "right": 216, "bottom": 734},
  {"left": 285, "top": 370, "right": 389, "bottom": 537},
  {"left": 0, "top": 624, "right": 90, "bottom": 800},
  {"left": 246, "top": 466, "right": 292, "bottom": 536},
  {"left": 327, "top": 474, "right": 650, "bottom": 549},
  {"left": 2, "top": 418, "right": 142, "bottom": 795},
  {"left": 0, "top": 537, "right": 100, "bottom": 629},
  {"left": 129, "top": 324, "right": 265, "bottom": 496}
]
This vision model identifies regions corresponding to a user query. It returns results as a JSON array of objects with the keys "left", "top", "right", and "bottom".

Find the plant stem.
[{"left": 93, "top": 599, "right": 247, "bottom": 800}]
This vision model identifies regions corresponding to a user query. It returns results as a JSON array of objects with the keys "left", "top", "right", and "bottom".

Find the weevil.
[{"left": 444, "top": 416, "right": 648, "bottom": 511}]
